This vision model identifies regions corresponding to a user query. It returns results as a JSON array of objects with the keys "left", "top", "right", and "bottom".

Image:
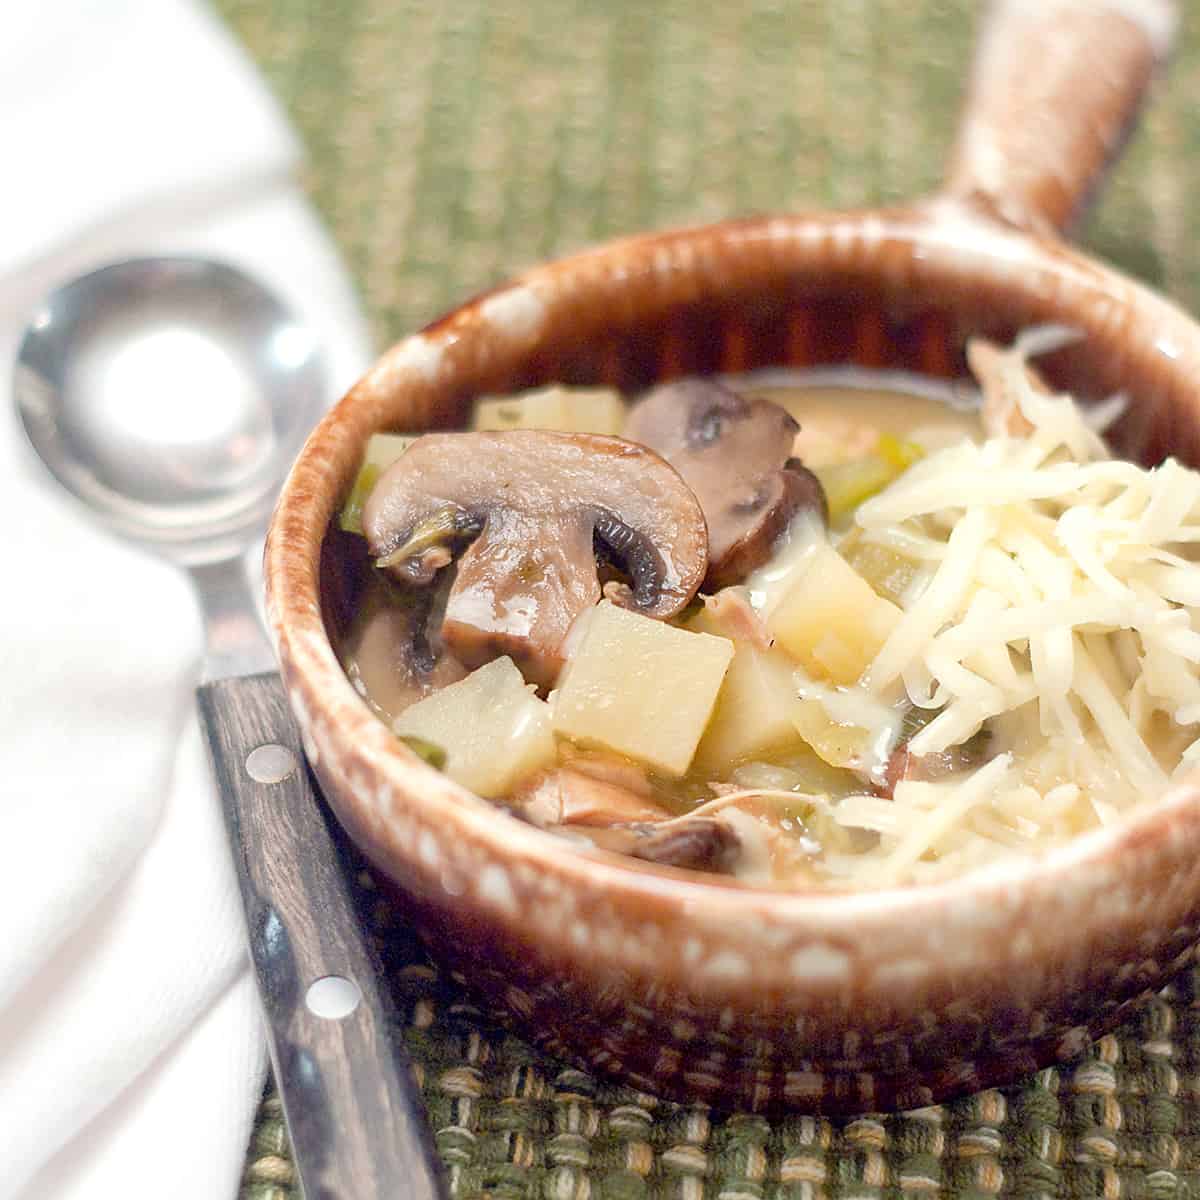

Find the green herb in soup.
[
  {"left": 334, "top": 337, "right": 1200, "bottom": 889},
  {"left": 339, "top": 433, "right": 418, "bottom": 534}
]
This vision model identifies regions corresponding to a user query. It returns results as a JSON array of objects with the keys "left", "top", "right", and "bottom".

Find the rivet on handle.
[
  {"left": 245, "top": 743, "right": 299, "bottom": 783},
  {"left": 306, "top": 976, "right": 364, "bottom": 1020}
]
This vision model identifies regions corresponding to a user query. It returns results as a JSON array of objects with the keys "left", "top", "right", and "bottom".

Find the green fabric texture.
[
  {"left": 215, "top": 0, "right": 1200, "bottom": 1195},
  {"left": 239, "top": 853, "right": 1200, "bottom": 1200}
]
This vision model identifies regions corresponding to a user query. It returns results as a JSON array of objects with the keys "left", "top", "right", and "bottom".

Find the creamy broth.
[
  {"left": 745, "top": 369, "right": 981, "bottom": 460},
  {"left": 339, "top": 366, "right": 976, "bottom": 722},
  {"left": 336, "top": 348, "right": 1200, "bottom": 888}
]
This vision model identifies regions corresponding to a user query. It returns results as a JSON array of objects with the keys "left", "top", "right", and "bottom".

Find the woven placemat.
[
  {"left": 211, "top": 1, "right": 1200, "bottom": 1195},
  {"left": 244, "top": 839, "right": 1200, "bottom": 1200}
]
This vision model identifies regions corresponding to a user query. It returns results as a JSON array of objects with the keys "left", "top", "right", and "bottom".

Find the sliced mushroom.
[
  {"left": 341, "top": 573, "right": 467, "bottom": 721},
  {"left": 561, "top": 817, "right": 742, "bottom": 875},
  {"left": 505, "top": 764, "right": 743, "bottom": 875},
  {"left": 627, "top": 818, "right": 741, "bottom": 873},
  {"left": 362, "top": 430, "right": 708, "bottom": 687},
  {"left": 624, "top": 379, "right": 828, "bottom": 588}
]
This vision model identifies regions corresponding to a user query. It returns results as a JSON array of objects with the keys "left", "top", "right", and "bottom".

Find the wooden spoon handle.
[
  {"left": 941, "top": 0, "right": 1177, "bottom": 237},
  {"left": 198, "top": 672, "right": 446, "bottom": 1200}
]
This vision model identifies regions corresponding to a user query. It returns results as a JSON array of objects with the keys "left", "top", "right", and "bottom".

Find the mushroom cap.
[
  {"left": 362, "top": 430, "right": 708, "bottom": 687},
  {"left": 624, "top": 379, "right": 827, "bottom": 588}
]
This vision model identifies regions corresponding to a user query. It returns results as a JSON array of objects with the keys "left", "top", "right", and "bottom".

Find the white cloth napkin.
[{"left": 0, "top": 2, "right": 373, "bottom": 1196}]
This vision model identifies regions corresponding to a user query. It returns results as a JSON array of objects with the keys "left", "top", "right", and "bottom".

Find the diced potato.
[
  {"left": 767, "top": 543, "right": 901, "bottom": 685},
  {"left": 552, "top": 602, "right": 734, "bottom": 777},
  {"left": 687, "top": 607, "right": 804, "bottom": 773},
  {"left": 472, "top": 385, "right": 627, "bottom": 435},
  {"left": 393, "top": 657, "right": 555, "bottom": 798},
  {"left": 339, "top": 433, "right": 419, "bottom": 534}
]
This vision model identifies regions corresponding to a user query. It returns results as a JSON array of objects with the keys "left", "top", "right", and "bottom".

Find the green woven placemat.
[
  {"left": 212, "top": 1, "right": 1200, "bottom": 1195},
  {"left": 241, "top": 843, "right": 1200, "bottom": 1200}
]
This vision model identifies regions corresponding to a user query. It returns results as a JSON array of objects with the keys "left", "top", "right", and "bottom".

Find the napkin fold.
[{"left": 1, "top": 2, "right": 372, "bottom": 1196}]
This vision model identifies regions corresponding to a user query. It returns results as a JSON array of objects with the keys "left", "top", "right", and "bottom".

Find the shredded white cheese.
[{"left": 795, "top": 333, "right": 1200, "bottom": 885}]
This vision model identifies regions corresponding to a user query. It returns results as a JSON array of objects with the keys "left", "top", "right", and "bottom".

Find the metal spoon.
[{"left": 14, "top": 257, "right": 446, "bottom": 1200}]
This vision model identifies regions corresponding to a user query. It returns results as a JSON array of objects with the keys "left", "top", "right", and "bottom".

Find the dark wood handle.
[
  {"left": 941, "top": 0, "right": 1175, "bottom": 236},
  {"left": 198, "top": 672, "right": 446, "bottom": 1200}
]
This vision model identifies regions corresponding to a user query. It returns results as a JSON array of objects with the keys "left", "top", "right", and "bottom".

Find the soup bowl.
[{"left": 265, "top": 0, "right": 1197, "bottom": 1112}]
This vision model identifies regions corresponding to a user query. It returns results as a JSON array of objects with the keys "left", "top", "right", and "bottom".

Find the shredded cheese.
[{"left": 787, "top": 332, "right": 1200, "bottom": 886}]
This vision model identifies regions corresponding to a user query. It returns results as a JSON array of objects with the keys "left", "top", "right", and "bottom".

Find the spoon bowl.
[{"left": 15, "top": 257, "right": 324, "bottom": 565}]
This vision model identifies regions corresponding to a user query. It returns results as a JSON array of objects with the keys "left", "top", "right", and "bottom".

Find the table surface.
[{"left": 213, "top": 1, "right": 1200, "bottom": 1196}]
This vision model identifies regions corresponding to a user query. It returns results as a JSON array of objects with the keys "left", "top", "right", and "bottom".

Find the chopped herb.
[
  {"left": 338, "top": 463, "right": 380, "bottom": 535},
  {"left": 376, "top": 507, "right": 468, "bottom": 569},
  {"left": 399, "top": 735, "right": 447, "bottom": 770},
  {"left": 876, "top": 432, "right": 924, "bottom": 471},
  {"left": 337, "top": 433, "right": 419, "bottom": 535},
  {"left": 815, "top": 436, "right": 925, "bottom": 522}
]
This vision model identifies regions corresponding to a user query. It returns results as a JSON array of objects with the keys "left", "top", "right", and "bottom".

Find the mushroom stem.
[{"left": 443, "top": 509, "right": 602, "bottom": 688}]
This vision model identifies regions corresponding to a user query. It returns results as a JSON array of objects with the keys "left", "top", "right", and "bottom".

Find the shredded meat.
[
  {"left": 508, "top": 768, "right": 672, "bottom": 828},
  {"left": 968, "top": 338, "right": 1041, "bottom": 438},
  {"left": 702, "top": 588, "right": 774, "bottom": 651}
]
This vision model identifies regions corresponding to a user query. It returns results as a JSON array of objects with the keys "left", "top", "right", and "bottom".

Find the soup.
[{"left": 333, "top": 332, "right": 1200, "bottom": 887}]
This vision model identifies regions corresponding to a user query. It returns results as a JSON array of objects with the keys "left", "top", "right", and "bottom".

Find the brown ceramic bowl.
[{"left": 266, "top": 0, "right": 1197, "bottom": 1112}]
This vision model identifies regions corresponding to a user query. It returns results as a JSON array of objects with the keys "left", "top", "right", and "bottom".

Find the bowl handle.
[{"left": 940, "top": 0, "right": 1177, "bottom": 238}]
